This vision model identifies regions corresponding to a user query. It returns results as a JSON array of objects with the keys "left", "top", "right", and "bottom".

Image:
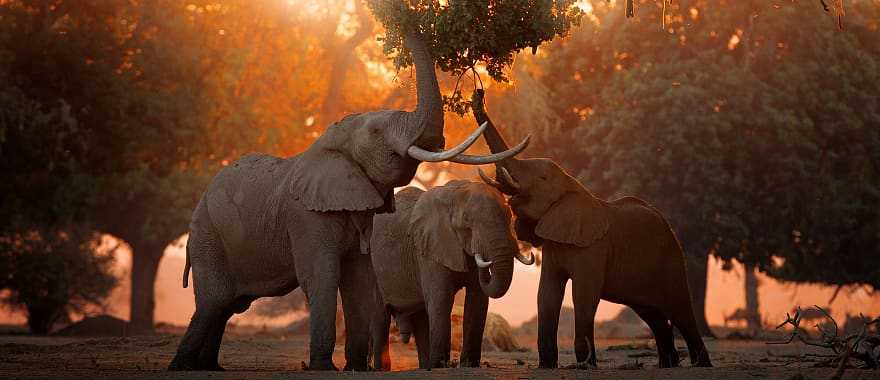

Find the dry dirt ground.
[{"left": 2, "top": 332, "right": 878, "bottom": 380}]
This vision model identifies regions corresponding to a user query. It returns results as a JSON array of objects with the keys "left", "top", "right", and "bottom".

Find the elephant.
[
  {"left": 470, "top": 90, "right": 712, "bottom": 369},
  {"left": 368, "top": 181, "right": 535, "bottom": 370},
  {"left": 166, "top": 31, "right": 528, "bottom": 372}
]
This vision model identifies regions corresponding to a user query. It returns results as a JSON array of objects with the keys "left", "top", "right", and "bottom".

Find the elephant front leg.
[
  {"left": 537, "top": 264, "right": 568, "bottom": 369},
  {"left": 459, "top": 287, "right": 488, "bottom": 368},
  {"left": 572, "top": 278, "right": 602, "bottom": 369},
  {"left": 303, "top": 254, "right": 341, "bottom": 371},
  {"left": 340, "top": 253, "right": 374, "bottom": 371},
  {"left": 369, "top": 286, "right": 391, "bottom": 371},
  {"left": 425, "top": 290, "right": 455, "bottom": 368}
]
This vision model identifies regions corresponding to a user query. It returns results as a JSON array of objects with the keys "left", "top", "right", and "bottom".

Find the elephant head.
[
  {"left": 408, "top": 181, "right": 533, "bottom": 298},
  {"left": 289, "top": 33, "right": 529, "bottom": 214},
  {"left": 472, "top": 90, "right": 610, "bottom": 249}
]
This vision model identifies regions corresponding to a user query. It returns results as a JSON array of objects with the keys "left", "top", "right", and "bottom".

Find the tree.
[
  {"left": 488, "top": 0, "right": 879, "bottom": 335},
  {"left": 0, "top": 230, "right": 117, "bottom": 334}
]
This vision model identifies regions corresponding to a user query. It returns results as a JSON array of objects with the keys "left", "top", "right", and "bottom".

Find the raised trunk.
[
  {"left": 471, "top": 90, "right": 511, "bottom": 155},
  {"left": 744, "top": 262, "right": 761, "bottom": 336},
  {"left": 478, "top": 258, "right": 514, "bottom": 298},
  {"left": 129, "top": 242, "right": 164, "bottom": 334},
  {"left": 396, "top": 32, "right": 444, "bottom": 152},
  {"left": 685, "top": 250, "right": 715, "bottom": 337}
]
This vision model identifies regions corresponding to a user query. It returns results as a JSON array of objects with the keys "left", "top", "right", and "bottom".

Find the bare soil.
[{"left": 1, "top": 329, "right": 877, "bottom": 380}]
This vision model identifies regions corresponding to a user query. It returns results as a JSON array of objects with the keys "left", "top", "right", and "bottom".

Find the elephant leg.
[
  {"left": 631, "top": 305, "right": 678, "bottom": 368},
  {"left": 196, "top": 308, "right": 233, "bottom": 371},
  {"left": 411, "top": 310, "right": 431, "bottom": 369},
  {"left": 572, "top": 278, "right": 601, "bottom": 368},
  {"left": 369, "top": 289, "right": 391, "bottom": 371},
  {"left": 537, "top": 264, "right": 567, "bottom": 368},
  {"left": 302, "top": 254, "right": 341, "bottom": 371},
  {"left": 339, "top": 253, "right": 374, "bottom": 371},
  {"left": 425, "top": 290, "right": 454, "bottom": 368},
  {"left": 169, "top": 304, "right": 226, "bottom": 371},
  {"left": 667, "top": 303, "right": 712, "bottom": 367},
  {"left": 459, "top": 286, "right": 489, "bottom": 368},
  {"left": 169, "top": 230, "right": 234, "bottom": 371}
]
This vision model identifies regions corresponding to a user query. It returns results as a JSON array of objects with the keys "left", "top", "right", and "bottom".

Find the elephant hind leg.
[
  {"left": 169, "top": 228, "right": 236, "bottom": 371},
  {"left": 667, "top": 303, "right": 712, "bottom": 367},
  {"left": 410, "top": 310, "right": 431, "bottom": 369},
  {"left": 631, "top": 305, "right": 678, "bottom": 368},
  {"left": 196, "top": 309, "right": 234, "bottom": 371}
]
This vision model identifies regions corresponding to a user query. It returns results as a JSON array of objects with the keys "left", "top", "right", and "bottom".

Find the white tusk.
[
  {"left": 515, "top": 250, "right": 535, "bottom": 265},
  {"left": 499, "top": 167, "right": 521, "bottom": 191},
  {"left": 474, "top": 253, "right": 493, "bottom": 268},
  {"left": 477, "top": 168, "right": 503, "bottom": 188},
  {"left": 406, "top": 121, "right": 488, "bottom": 162},
  {"left": 448, "top": 135, "right": 531, "bottom": 164}
]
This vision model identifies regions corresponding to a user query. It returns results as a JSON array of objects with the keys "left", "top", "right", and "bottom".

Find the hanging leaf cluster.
[{"left": 367, "top": 0, "right": 583, "bottom": 83}]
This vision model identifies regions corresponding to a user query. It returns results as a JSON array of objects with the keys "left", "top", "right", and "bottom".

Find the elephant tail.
[{"left": 182, "top": 241, "right": 192, "bottom": 288}]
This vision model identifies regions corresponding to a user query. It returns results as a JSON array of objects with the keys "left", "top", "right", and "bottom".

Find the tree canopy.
[
  {"left": 493, "top": 0, "right": 880, "bottom": 288},
  {"left": 367, "top": 0, "right": 583, "bottom": 113}
]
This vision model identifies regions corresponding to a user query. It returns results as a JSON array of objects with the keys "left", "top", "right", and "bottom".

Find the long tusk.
[
  {"left": 448, "top": 135, "right": 531, "bottom": 164},
  {"left": 407, "top": 122, "right": 488, "bottom": 162},
  {"left": 515, "top": 250, "right": 535, "bottom": 265},
  {"left": 474, "top": 253, "right": 493, "bottom": 268},
  {"left": 477, "top": 168, "right": 502, "bottom": 188},
  {"left": 499, "top": 167, "right": 521, "bottom": 191}
]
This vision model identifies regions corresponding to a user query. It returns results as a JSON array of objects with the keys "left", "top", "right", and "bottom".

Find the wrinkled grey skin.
[
  {"left": 471, "top": 90, "right": 712, "bottom": 369},
  {"left": 167, "top": 32, "right": 453, "bottom": 372},
  {"left": 369, "top": 182, "right": 520, "bottom": 369}
]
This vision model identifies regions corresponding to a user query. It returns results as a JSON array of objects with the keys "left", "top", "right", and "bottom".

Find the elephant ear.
[
  {"left": 409, "top": 187, "right": 468, "bottom": 272},
  {"left": 535, "top": 192, "right": 610, "bottom": 248},
  {"left": 290, "top": 149, "right": 384, "bottom": 212}
]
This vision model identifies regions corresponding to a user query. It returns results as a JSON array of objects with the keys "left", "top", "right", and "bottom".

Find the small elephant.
[
  {"left": 369, "top": 181, "right": 534, "bottom": 369},
  {"left": 166, "top": 32, "right": 527, "bottom": 372},
  {"left": 472, "top": 90, "right": 712, "bottom": 369}
]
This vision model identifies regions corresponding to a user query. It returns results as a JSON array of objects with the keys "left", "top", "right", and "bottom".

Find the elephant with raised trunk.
[
  {"left": 369, "top": 181, "right": 534, "bottom": 370},
  {"left": 165, "top": 31, "right": 528, "bottom": 372},
  {"left": 471, "top": 90, "right": 712, "bottom": 369}
]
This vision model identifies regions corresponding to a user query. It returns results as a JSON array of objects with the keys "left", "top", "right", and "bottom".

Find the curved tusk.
[
  {"left": 406, "top": 121, "right": 488, "bottom": 162},
  {"left": 474, "top": 253, "right": 493, "bottom": 268},
  {"left": 448, "top": 135, "right": 531, "bottom": 165},
  {"left": 515, "top": 250, "right": 535, "bottom": 265},
  {"left": 499, "top": 167, "right": 521, "bottom": 191},
  {"left": 477, "top": 168, "right": 503, "bottom": 188}
]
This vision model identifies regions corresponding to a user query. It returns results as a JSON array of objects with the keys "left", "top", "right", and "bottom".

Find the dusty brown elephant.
[
  {"left": 164, "top": 32, "right": 528, "bottom": 372},
  {"left": 369, "top": 181, "right": 534, "bottom": 370},
  {"left": 471, "top": 90, "right": 712, "bottom": 369}
]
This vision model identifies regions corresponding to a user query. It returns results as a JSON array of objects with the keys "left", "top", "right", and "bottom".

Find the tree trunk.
[
  {"left": 129, "top": 242, "right": 164, "bottom": 334},
  {"left": 685, "top": 251, "right": 715, "bottom": 337},
  {"left": 744, "top": 263, "right": 762, "bottom": 336}
]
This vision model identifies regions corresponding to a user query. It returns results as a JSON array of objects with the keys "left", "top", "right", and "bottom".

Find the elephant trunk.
[
  {"left": 471, "top": 89, "right": 522, "bottom": 194},
  {"left": 393, "top": 31, "right": 445, "bottom": 154},
  {"left": 478, "top": 257, "right": 514, "bottom": 299}
]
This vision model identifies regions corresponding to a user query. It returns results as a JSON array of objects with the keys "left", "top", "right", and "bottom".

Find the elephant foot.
[
  {"left": 562, "top": 360, "right": 597, "bottom": 370},
  {"left": 307, "top": 360, "right": 339, "bottom": 371},
  {"left": 197, "top": 361, "right": 226, "bottom": 371},
  {"left": 167, "top": 355, "right": 198, "bottom": 371},
  {"left": 342, "top": 362, "right": 370, "bottom": 371},
  {"left": 538, "top": 361, "right": 557, "bottom": 369},
  {"left": 459, "top": 358, "right": 481, "bottom": 368}
]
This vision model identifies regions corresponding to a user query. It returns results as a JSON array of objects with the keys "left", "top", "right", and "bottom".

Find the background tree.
[
  {"left": 0, "top": 231, "right": 117, "bottom": 334},
  {"left": 487, "top": 0, "right": 879, "bottom": 335}
]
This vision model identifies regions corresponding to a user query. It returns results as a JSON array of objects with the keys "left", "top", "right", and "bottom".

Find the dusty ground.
[{"left": 1, "top": 331, "right": 878, "bottom": 380}]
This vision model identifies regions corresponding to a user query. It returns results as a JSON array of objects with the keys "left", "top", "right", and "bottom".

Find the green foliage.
[
  {"left": 0, "top": 230, "right": 117, "bottom": 334},
  {"left": 505, "top": 0, "right": 880, "bottom": 287},
  {"left": 367, "top": 0, "right": 583, "bottom": 114}
]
